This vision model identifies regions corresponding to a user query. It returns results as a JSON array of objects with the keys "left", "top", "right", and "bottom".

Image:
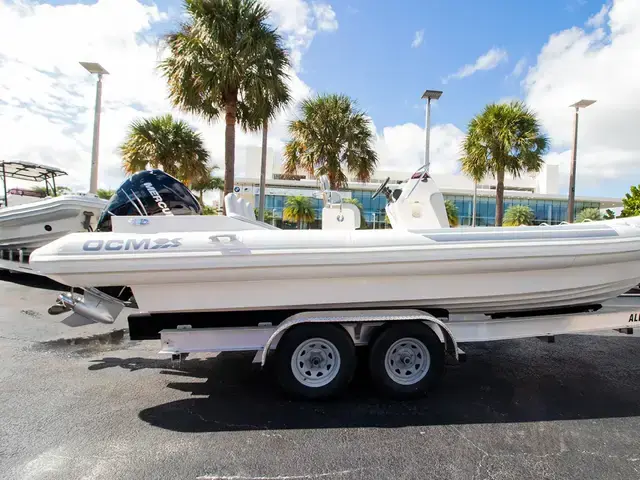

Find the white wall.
[
  {"left": 536, "top": 163, "right": 560, "bottom": 195},
  {"left": 244, "top": 146, "right": 276, "bottom": 179},
  {"left": 259, "top": 149, "right": 560, "bottom": 195}
]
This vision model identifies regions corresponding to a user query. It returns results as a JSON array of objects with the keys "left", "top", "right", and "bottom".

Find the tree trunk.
[
  {"left": 199, "top": 191, "right": 204, "bottom": 206},
  {"left": 495, "top": 169, "right": 505, "bottom": 226},
  {"left": 223, "top": 95, "right": 238, "bottom": 214},
  {"left": 258, "top": 118, "right": 268, "bottom": 222},
  {"left": 328, "top": 170, "right": 336, "bottom": 190},
  {"left": 298, "top": 219, "right": 302, "bottom": 229}
]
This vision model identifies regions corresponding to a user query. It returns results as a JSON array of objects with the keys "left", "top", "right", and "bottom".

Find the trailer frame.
[{"left": 149, "top": 301, "right": 639, "bottom": 399}]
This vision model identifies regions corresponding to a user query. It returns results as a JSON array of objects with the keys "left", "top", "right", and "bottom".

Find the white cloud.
[
  {"left": 523, "top": 0, "right": 640, "bottom": 195},
  {"left": 312, "top": 3, "right": 338, "bottom": 31},
  {"left": 374, "top": 122, "right": 465, "bottom": 176},
  {"left": 586, "top": 4, "right": 610, "bottom": 27},
  {"left": 265, "top": 0, "right": 338, "bottom": 70},
  {"left": 0, "top": 0, "right": 314, "bottom": 195},
  {"left": 443, "top": 47, "right": 508, "bottom": 83},
  {"left": 507, "top": 57, "right": 527, "bottom": 79},
  {"left": 411, "top": 29, "right": 424, "bottom": 48}
]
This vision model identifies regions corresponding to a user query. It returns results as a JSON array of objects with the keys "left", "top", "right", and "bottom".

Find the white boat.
[
  {"left": 0, "top": 161, "right": 107, "bottom": 262},
  {"left": 29, "top": 166, "right": 640, "bottom": 318}
]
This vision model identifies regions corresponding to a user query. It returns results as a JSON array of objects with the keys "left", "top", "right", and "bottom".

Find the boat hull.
[
  {"left": 0, "top": 195, "right": 107, "bottom": 253},
  {"left": 29, "top": 218, "right": 640, "bottom": 315}
]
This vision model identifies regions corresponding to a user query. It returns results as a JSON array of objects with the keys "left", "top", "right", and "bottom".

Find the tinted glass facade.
[
  {"left": 258, "top": 188, "right": 601, "bottom": 228},
  {"left": 446, "top": 195, "right": 600, "bottom": 227}
]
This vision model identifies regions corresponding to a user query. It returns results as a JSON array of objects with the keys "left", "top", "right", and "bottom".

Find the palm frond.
[
  {"left": 283, "top": 93, "right": 378, "bottom": 189},
  {"left": 158, "top": 0, "right": 292, "bottom": 199},
  {"left": 118, "top": 113, "right": 210, "bottom": 185},
  {"left": 283, "top": 195, "right": 316, "bottom": 228},
  {"left": 503, "top": 205, "right": 535, "bottom": 226},
  {"left": 458, "top": 101, "right": 549, "bottom": 226}
]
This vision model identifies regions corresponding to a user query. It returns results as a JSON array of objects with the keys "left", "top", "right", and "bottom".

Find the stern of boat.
[{"left": 48, "top": 286, "right": 135, "bottom": 325}]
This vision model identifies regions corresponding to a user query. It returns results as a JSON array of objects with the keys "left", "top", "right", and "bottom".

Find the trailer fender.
[{"left": 260, "top": 309, "right": 458, "bottom": 367}]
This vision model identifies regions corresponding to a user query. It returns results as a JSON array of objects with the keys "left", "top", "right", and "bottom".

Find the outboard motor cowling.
[{"left": 96, "top": 169, "right": 202, "bottom": 232}]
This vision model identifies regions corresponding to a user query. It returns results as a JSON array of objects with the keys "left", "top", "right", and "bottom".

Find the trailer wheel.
[
  {"left": 274, "top": 324, "right": 356, "bottom": 400},
  {"left": 368, "top": 322, "right": 444, "bottom": 399}
]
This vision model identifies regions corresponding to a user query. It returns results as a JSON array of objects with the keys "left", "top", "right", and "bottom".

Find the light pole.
[
  {"left": 421, "top": 89, "right": 443, "bottom": 172},
  {"left": 80, "top": 62, "right": 109, "bottom": 194},
  {"left": 567, "top": 99, "right": 596, "bottom": 222},
  {"left": 372, "top": 212, "right": 376, "bottom": 230}
]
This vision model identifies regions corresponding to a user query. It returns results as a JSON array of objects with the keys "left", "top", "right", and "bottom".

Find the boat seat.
[
  {"left": 225, "top": 192, "right": 257, "bottom": 220},
  {"left": 224, "top": 193, "right": 280, "bottom": 230},
  {"left": 322, "top": 203, "right": 360, "bottom": 230}
]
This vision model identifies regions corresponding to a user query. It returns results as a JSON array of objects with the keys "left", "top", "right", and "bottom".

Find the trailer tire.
[
  {"left": 368, "top": 322, "right": 444, "bottom": 399},
  {"left": 274, "top": 324, "right": 356, "bottom": 400}
]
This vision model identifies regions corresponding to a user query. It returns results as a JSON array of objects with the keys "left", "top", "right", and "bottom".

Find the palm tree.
[
  {"left": 283, "top": 93, "right": 378, "bottom": 189},
  {"left": 254, "top": 208, "right": 274, "bottom": 224},
  {"left": 283, "top": 195, "right": 315, "bottom": 229},
  {"left": 202, "top": 205, "right": 219, "bottom": 215},
  {"left": 241, "top": 70, "right": 291, "bottom": 222},
  {"left": 576, "top": 207, "right": 603, "bottom": 222},
  {"left": 96, "top": 189, "right": 115, "bottom": 200},
  {"left": 460, "top": 101, "right": 549, "bottom": 226},
  {"left": 444, "top": 200, "right": 459, "bottom": 227},
  {"left": 503, "top": 205, "right": 535, "bottom": 226},
  {"left": 159, "top": 0, "right": 291, "bottom": 204},
  {"left": 191, "top": 166, "right": 224, "bottom": 205},
  {"left": 119, "top": 114, "right": 210, "bottom": 186}
]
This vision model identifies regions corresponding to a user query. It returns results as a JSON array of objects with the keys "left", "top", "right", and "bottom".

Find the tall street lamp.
[
  {"left": 567, "top": 99, "right": 596, "bottom": 222},
  {"left": 80, "top": 61, "right": 109, "bottom": 194},
  {"left": 421, "top": 90, "right": 443, "bottom": 172}
]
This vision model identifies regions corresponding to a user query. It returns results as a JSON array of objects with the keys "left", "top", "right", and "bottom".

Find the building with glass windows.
[{"left": 229, "top": 146, "right": 622, "bottom": 229}]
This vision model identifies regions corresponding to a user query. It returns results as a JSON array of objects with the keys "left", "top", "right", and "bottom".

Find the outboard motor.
[
  {"left": 48, "top": 169, "right": 204, "bottom": 317},
  {"left": 96, "top": 169, "right": 202, "bottom": 232}
]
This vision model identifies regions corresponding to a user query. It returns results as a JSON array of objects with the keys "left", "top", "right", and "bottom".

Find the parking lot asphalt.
[{"left": 2, "top": 273, "right": 640, "bottom": 480}]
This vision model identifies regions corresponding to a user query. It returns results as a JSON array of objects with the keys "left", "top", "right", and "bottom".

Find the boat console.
[
  {"left": 377, "top": 165, "right": 450, "bottom": 230},
  {"left": 315, "top": 175, "right": 361, "bottom": 230}
]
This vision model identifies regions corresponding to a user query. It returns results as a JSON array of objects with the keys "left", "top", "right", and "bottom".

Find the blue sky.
[
  {"left": 39, "top": 0, "right": 606, "bottom": 133},
  {"left": 1, "top": 0, "right": 638, "bottom": 199},
  {"left": 299, "top": 0, "right": 606, "bottom": 130}
]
